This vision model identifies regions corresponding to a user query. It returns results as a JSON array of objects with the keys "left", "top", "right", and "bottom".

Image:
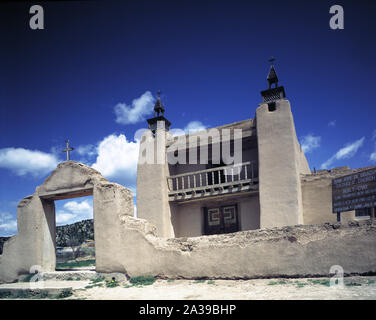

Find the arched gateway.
[{"left": 0, "top": 161, "right": 134, "bottom": 282}]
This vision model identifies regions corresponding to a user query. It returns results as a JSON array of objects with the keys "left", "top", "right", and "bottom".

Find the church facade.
[{"left": 136, "top": 65, "right": 374, "bottom": 238}]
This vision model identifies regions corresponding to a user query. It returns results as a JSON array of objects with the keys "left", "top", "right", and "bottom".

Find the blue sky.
[{"left": 1, "top": 0, "right": 375, "bottom": 236}]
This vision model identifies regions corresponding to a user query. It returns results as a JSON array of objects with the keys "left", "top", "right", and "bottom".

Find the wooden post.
[{"left": 371, "top": 207, "right": 375, "bottom": 221}]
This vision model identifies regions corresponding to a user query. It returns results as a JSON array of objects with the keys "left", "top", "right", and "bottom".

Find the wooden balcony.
[{"left": 167, "top": 161, "right": 258, "bottom": 201}]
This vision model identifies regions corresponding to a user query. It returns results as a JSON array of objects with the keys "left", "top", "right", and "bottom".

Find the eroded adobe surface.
[{"left": 0, "top": 161, "right": 134, "bottom": 283}]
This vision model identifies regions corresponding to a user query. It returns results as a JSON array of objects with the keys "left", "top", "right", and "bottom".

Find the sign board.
[{"left": 332, "top": 168, "right": 376, "bottom": 213}]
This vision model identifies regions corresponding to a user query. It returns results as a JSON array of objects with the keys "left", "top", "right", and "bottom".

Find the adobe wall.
[
  {"left": 301, "top": 167, "right": 376, "bottom": 225},
  {"left": 100, "top": 216, "right": 376, "bottom": 279},
  {"left": 0, "top": 161, "right": 134, "bottom": 283}
]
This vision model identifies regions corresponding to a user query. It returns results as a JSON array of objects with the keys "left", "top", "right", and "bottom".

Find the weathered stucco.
[
  {"left": 136, "top": 128, "right": 175, "bottom": 238},
  {"left": 98, "top": 216, "right": 376, "bottom": 279},
  {"left": 1, "top": 160, "right": 375, "bottom": 283},
  {"left": 256, "top": 99, "right": 310, "bottom": 228},
  {"left": 0, "top": 161, "right": 134, "bottom": 283}
]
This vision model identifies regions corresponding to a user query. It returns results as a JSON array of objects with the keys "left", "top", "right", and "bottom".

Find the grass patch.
[
  {"left": 85, "top": 283, "right": 103, "bottom": 289},
  {"left": 268, "top": 280, "right": 287, "bottom": 285},
  {"left": 167, "top": 279, "right": 174, "bottom": 283},
  {"left": 368, "top": 280, "right": 375, "bottom": 285},
  {"left": 20, "top": 274, "right": 36, "bottom": 283},
  {"left": 90, "top": 275, "right": 105, "bottom": 284},
  {"left": 52, "top": 289, "right": 73, "bottom": 299},
  {"left": 129, "top": 276, "right": 156, "bottom": 287},
  {"left": 105, "top": 279, "right": 119, "bottom": 288},
  {"left": 193, "top": 279, "right": 206, "bottom": 284},
  {"left": 0, "top": 289, "right": 71, "bottom": 300},
  {"left": 207, "top": 280, "right": 215, "bottom": 285},
  {"left": 56, "top": 259, "right": 95, "bottom": 269},
  {"left": 310, "top": 279, "right": 330, "bottom": 287},
  {"left": 294, "top": 281, "right": 308, "bottom": 288},
  {"left": 345, "top": 282, "right": 362, "bottom": 287}
]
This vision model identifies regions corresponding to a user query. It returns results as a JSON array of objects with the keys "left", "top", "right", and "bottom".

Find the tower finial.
[
  {"left": 154, "top": 90, "right": 165, "bottom": 117},
  {"left": 260, "top": 57, "right": 286, "bottom": 103},
  {"left": 267, "top": 57, "right": 279, "bottom": 89},
  {"left": 268, "top": 56, "right": 276, "bottom": 65},
  {"left": 147, "top": 90, "right": 171, "bottom": 133}
]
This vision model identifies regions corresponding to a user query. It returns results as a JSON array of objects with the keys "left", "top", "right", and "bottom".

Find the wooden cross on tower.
[{"left": 62, "top": 140, "right": 74, "bottom": 161}]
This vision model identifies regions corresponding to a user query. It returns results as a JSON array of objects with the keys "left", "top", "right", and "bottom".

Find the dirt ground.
[{"left": 69, "top": 276, "right": 376, "bottom": 300}]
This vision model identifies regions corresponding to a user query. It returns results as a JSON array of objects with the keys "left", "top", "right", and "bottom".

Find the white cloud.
[
  {"left": 76, "top": 144, "right": 96, "bottom": 157},
  {"left": 114, "top": 91, "right": 155, "bottom": 125},
  {"left": 372, "top": 130, "right": 376, "bottom": 141},
  {"left": 91, "top": 134, "right": 139, "bottom": 191},
  {"left": 64, "top": 199, "right": 92, "bottom": 216},
  {"left": 55, "top": 212, "right": 76, "bottom": 225},
  {"left": 328, "top": 120, "right": 336, "bottom": 127},
  {"left": 75, "top": 144, "right": 97, "bottom": 165},
  {"left": 370, "top": 130, "right": 376, "bottom": 163},
  {"left": 0, "top": 212, "right": 13, "bottom": 222},
  {"left": 0, "top": 148, "right": 59, "bottom": 177},
  {"left": 183, "top": 121, "right": 208, "bottom": 134},
  {"left": 321, "top": 137, "right": 365, "bottom": 169},
  {"left": 56, "top": 199, "right": 93, "bottom": 226},
  {"left": 0, "top": 212, "right": 17, "bottom": 236},
  {"left": 300, "top": 134, "right": 321, "bottom": 154}
]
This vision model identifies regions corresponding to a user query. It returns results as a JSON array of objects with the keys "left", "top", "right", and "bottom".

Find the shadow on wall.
[{"left": 0, "top": 237, "right": 10, "bottom": 255}]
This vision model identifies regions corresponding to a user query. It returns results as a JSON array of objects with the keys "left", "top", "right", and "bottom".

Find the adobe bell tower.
[
  {"left": 256, "top": 59, "right": 311, "bottom": 228},
  {"left": 136, "top": 91, "right": 174, "bottom": 238}
]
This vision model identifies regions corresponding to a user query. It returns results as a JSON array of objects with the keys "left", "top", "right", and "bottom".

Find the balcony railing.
[{"left": 167, "top": 161, "right": 258, "bottom": 201}]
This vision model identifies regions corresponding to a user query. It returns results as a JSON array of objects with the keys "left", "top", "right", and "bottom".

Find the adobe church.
[
  {"left": 1, "top": 63, "right": 375, "bottom": 283},
  {"left": 137, "top": 63, "right": 375, "bottom": 238}
]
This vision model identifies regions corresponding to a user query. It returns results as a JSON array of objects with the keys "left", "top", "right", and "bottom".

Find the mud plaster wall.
[
  {"left": 100, "top": 216, "right": 376, "bottom": 279},
  {"left": 0, "top": 161, "right": 134, "bottom": 283}
]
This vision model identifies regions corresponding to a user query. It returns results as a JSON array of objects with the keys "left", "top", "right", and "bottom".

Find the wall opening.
[
  {"left": 39, "top": 187, "right": 95, "bottom": 272},
  {"left": 268, "top": 102, "right": 276, "bottom": 112},
  {"left": 54, "top": 195, "right": 95, "bottom": 271}
]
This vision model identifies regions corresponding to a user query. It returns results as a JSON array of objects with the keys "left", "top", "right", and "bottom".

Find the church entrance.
[{"left": 203, "top": 205, "right": 239, "bottom": 235}]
